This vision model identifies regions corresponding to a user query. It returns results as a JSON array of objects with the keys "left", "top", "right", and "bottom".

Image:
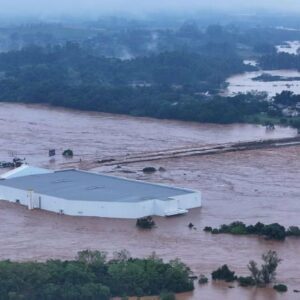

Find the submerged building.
[{"left": 0, "top": 166, "right": 201, "bottom": 219}]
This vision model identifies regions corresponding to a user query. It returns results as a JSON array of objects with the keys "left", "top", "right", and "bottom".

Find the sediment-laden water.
[{"left": 0, "top": 103, "right": 299, "bottom": 299}]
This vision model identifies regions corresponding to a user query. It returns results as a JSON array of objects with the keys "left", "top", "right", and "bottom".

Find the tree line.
[{"left": 0, "top": 250, "right": 193, "bottom": 300}]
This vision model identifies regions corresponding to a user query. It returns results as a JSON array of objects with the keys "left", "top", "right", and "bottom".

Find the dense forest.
[
  {"left": 0, "top": 250, "right": 193, "bottom": 300},
  {"left": 0, "top": 42, "right": 268, "bottom": 124},
  {"left": 0, "top": 20, "right": 299, "bottom": 127}
]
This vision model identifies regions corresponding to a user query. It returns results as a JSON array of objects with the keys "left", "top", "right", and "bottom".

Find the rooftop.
[{"left": 0, "top": 169, "right": 193, "bottom": 203}]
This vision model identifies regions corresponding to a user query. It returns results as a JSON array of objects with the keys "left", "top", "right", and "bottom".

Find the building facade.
[{"left": 0, "top": 167, "right": 201, "bottom": 219}]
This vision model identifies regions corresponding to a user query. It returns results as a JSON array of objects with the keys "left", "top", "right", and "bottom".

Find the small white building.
[{"left": 0, "top": 166, "right": 201, "bottom": 219}]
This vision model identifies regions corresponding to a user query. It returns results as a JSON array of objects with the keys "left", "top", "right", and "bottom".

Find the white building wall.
[
  {"left": 0, "top": 186, "right": 31, "bottom": 207},
  {"left": 0, "top": 186, "right": 201, "bottom": 219},
  {"left": 173, "top": 192, "right": 202, "bottom": 210}
]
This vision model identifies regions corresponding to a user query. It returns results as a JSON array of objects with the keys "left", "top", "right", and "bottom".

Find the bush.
[
  {"left": 238, "top": 276, "right": 256, "bottom": 287},
  {"left": 142, "top": 167, "right": 157, "bottom": 174},
  {"left": 136, "top": 216, "right": 156, "bottom": 229},
  {"left": 261, "top": 223, "right": 286, "bottom": 240},
  {"left": 160, "top": 291, "right": 176, "bottom": 300},
  {"left": 62, "top": 149, "right": 74, "bottom": 157},
  {"left": 286, "top": 226, "right": 300, "bottom": 237},
  {"left": 230, "top": 225, "right": 248, "bottom": 235},
  {"left": 203, "top": 226, "right": 212, "bottom": 232},
  {"left": 211, "top": 265, "right": 236, "bottom": 282},
  {"left": 273, "top": 284, "right": 288, "bottom": 293},
  {"left": 198, "top": 274, "right": 208, "bottom": 284}
]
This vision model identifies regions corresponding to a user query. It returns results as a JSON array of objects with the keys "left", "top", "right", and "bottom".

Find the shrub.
[
  {"left": 203, "top": 226, "right": 212, "bottom": 232},
  {"left": 188, "top": 223, "right": 194, "bottom": 229},
  {"left": 273, "top": 284, "right": 288, "bottom": 293},
  {"left": 62, "top": 149, "right": 74, "bottom": 157},
  {"left": 142, "top": 167, "right": 157, "bottom": 174},
  {"left": 136, "top": 216, "right": 156, "bottom": 229},
  {"left": 230, "top": 225, "right": 248, "bottom": 235},
  {"left": 211, "top": 229, "right": 219, "bottom": 234},
  {"left": 238, "top": 276, "right": 256, "bottom": 287},
  {"left": 219, "top": 224, "right": 230, "bottom": 233},
  {"left": 261, "top": 223, "right": 286, "bottom": 240},
  {"left": 253, "top": 222, "right": 265, "bottom": 234},
  {"left": 286, "top": 226, "right": 300, "bottom": 237},
  {"left": 198, "top": 274, "right": 208, "bottom": 284},
  {"left": 211, "top": 265, "right": 236, "bottom": 282}
]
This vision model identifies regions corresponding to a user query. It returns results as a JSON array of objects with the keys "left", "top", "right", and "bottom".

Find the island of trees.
[{"left": 204, "top": 221, "right": 300, "bottom": 240}]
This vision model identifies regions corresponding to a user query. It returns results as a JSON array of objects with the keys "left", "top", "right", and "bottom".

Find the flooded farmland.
[{"left": 0, "top": 103, "right": 299, "bottom": 299}]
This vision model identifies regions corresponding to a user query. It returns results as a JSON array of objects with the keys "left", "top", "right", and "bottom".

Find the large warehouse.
[{"left": 0, "top": 166, "right": 201, "bottom": 219}]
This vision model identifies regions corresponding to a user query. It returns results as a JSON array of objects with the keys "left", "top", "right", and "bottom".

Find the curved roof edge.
[{"left": 0, "top": 165, "right": 53, "bottom": 179}]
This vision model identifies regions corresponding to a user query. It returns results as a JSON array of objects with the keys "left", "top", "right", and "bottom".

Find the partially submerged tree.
[
  {"left": 198, "top": 274, "right": 209, "bottom": 284},
  {"left": 273, "top": 284, "right": 288, "bottom": 293},
  {"left": 211, "top": 265, "right": 236, "bottom": 282},
  {"left": 77, "top": 249, "right": 107, "bottom": 266},
  {"left": 248, "top": 250, "right": 282, "bottom": 285},
  {"left": 113, "top": 249, "right": 131, "bottom": 262},
  {"left": 62, "top": 149, "right": 74, "bottom": 157},
  {"left": 136, "top": 216, "right": 156, "bottom": 229}
]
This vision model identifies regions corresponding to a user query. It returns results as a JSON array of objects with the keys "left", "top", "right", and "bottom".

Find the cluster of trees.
[
  {"left": 274, "top": 91, "right": 300, "bottom": 107},
  {"left": 0, "top": 43, "right": 246, "bottom": 89},
  {"left": 211, "top": 251, "right": 285, "bottom": 291},
  {"left": 260, "top": 52, "right": 300, "bottom": 70},
  {"left": 0, "top": 48, "right": 270, "bottom": 125},
  {"left": 0, "top": 250, "right": 194, "bottom": 300},
  {"left": 204, "top": 221, "right": 300, "bottom": 240},
  {"left": 2, "top": 19, "right": 300, "bottom": 59}
]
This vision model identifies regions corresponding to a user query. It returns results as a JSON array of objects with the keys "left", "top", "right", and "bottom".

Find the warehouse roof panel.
[{"left": 0, "top": 169, "right": 194, "bottom": 202}]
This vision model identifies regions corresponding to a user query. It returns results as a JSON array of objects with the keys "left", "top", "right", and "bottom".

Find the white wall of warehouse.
[{"left": 0, "top": 186, "right": 201, "bottom": 219}]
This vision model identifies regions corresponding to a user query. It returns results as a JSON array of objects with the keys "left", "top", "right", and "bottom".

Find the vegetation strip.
[{"left": 204, "top": 221, "right": 300, "bottom": 240}]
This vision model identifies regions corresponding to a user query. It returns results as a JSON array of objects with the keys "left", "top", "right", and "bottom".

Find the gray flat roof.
[{"left": 0, "top": 170, "right": 194, "bottom": 202}]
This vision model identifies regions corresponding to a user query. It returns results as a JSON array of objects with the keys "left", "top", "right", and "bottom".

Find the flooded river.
[
  {"left": 225, "top": 40, "right": 300, "bottom": 97},
  {"left": 0, "top": 103, "right": 299, "bottom": 299},
  {"left": 0, "top": 102, "right": 296, "bottom": 169},
  {"left": 276, "top": 41, "right": 300, "bottom": 55},
  {"left": 224, "top": 69, "right": 300, "bottom": 97}
]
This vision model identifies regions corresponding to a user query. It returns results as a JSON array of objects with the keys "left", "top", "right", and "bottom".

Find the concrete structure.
[{"left": 0, "top": 167, "right": 201, "bottom": 219}]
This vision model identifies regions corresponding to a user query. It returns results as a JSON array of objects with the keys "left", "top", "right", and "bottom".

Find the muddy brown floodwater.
[
  {"left": 0, "top": 103, "right": 299, "bottom": 299},
  {"left": 0, "top": 102, "right": 297, "bottom": 169}
]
